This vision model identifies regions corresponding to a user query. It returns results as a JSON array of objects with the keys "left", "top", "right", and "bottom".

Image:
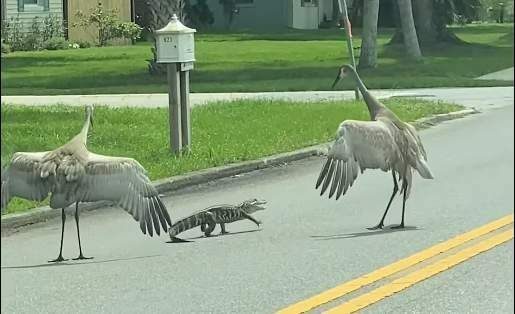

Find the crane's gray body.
[
  {"left": 1, "top": 106, "right": 172, "bottom": 237},
  {"left": 320, "top": 65, "right": 434, "bottom": 228},
  {"left": 1, "top": 106, "right": 172, "bottom": 262}
]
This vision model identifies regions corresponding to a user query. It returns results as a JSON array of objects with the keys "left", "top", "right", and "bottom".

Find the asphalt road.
[{"left": 1, "top": 98, "right": 513, "bottom": 313}]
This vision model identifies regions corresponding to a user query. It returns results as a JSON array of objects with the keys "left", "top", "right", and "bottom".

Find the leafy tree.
[
  {"left": 189, "top": 0, "right": 214, "bottom": 29},
  {"left": 220, "top": 0, "right": 238, "bottom": 29}
]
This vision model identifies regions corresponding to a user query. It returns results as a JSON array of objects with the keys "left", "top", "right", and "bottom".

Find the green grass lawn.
[
  {"left": 1, "top": 24, "right": 513, "bottom": 95},
  {"left": 1, "top": 98, "right": 462, "bottom": 214}
]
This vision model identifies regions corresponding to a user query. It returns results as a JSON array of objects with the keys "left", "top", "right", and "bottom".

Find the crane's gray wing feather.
[
  {"left": 316, "top": 120, "right": 401, "bottom": 199},
  {"left": 79, "top": 152, "right": 172, "bottom": 236},
  {"left": 1, "top": 152, "right": 52, "bottom": 212}
]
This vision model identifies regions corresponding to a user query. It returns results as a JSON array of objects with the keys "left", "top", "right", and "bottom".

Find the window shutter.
[
  {"left": 17, "top": 0, "right": 24, "bottom": 12},
  {"left": 43, "top": 0, "right": 49, "bottom": 11}
]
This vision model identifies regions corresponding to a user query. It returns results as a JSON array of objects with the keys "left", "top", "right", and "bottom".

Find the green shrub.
[
  {"left": 74, "top": 2, "right": 141, "bottom": 46},
  {"left": 1, "top": 42, "right": 11, "bottom": 54},
  {"left": 114, "top": 22, "right": 142, "bottom": 41},
  {"left": 1, "top": 14, "right": 65, "bottom": 52},
  {"left": 1, "top": 17, "right": 24, "bottom": 51},
  {"left": 75, "top": 40, "right": 92, "bottom": 48},
  {"left": 40, "top": 14, "right": 65, "bottom": 41},
  {"left": 42, "top": 37, "right": 69, "bottom": 50}
]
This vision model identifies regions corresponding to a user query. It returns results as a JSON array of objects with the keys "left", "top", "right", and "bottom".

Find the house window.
[
  {"left": 17, "top": 0, "right": 49, "bottom": 12},
  {"left": 235, "top": 0, "right": 254, "bottom": 7}
]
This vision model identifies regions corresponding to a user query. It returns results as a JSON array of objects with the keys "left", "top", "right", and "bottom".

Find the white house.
[
  {"left": 207, "top": 0, "right": 347, "bottom": 30},
  {"left": 2, "top": 0, "right": 133, "bottom": 43}
]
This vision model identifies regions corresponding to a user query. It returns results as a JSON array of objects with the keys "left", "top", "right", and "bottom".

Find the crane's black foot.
[
  {"left": 168, "top": 236, "right": 192, "bottom": 243},
  {"left": 391, "top": 223, "right": 405, "bottom": 229},
  {"left": 220, "top": 231, "right": 229, "bottom": 235},
  {"left": 367, "top": 223, "right": 384, "bottom": 230},
  {"left": 72, "top": 254, "right": 93, "bottom": 260},
  {"left": 48, "top": 255, "right": 68, "bottom": 263}
]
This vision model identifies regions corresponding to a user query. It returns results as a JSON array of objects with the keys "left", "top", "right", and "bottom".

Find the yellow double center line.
[{"left": 277, "top": 214, "right": 514, "bottom": 314}]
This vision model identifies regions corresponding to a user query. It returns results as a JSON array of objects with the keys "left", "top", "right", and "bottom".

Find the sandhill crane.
[
  {"left": 1, "top": 106, "right": 172, "bottom": 262},
  {"left": 316, "top": 65, "right": 434, "bottom": 229}
]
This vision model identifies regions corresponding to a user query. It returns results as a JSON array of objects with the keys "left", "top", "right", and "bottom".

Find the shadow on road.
[
  {"left": 311, "top": 225, "right": 420, "bottom": 240},
  {"left": 166, "top": 228, "right": 262, "bottom": 244},
  {"left": 1, "top": 254, "right": 162, "bottom": 270}
]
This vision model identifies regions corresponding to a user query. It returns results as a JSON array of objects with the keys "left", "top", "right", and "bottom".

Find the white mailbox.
[{"left": 155, "top": 14, "right": 196, "bottom": 63}]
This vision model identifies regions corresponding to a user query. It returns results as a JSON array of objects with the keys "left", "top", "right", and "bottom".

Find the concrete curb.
[
  {"left": 411, "top": 108, "right": 480, "bottom": 129},
  {"left": 0, "top": 108, "right": 479, "bottom": 231}
]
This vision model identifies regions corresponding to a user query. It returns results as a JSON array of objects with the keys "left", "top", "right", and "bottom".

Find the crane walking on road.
[
  {"left": 1, "top": 106, "right": 172, "bottom": 262},
  {"left": 316, "top": 65, "right": 434, "bottom": 229}
]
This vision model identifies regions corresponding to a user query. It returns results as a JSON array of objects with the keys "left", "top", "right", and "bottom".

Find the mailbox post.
[{"left": 155, "top": 14, "right": 196, "bottom": 154}]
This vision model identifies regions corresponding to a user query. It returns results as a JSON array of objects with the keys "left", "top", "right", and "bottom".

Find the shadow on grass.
[
  {"left": 1, "top": 254, "right": 162, "bottom": 270},
  {"left": 451, "top": 23, "right": 514, "bottom": 35},
  {"left": 310, "top": 225, "right": 420, "bottom": 240},
  {"left": 495, "top": 30, "right": 515, "bottom": 46}
]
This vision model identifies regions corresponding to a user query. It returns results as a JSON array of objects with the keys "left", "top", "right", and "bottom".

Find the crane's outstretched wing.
[
  {"left": 316, "top": 120, "right": 401, "bottom": 200},
  {"left": 80, "top": 152, "right": 172, "bottom": 236},
  {"left": 1, "top": 152, "right": 52, "bottom": 212}
]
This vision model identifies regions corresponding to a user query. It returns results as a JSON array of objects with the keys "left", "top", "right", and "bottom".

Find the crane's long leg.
[
  {"left": 392, "top": 182, "right": 408, "bottom": 229},
  {"left": 48, "top": 208, "right": 68, "bottom": 263},
  {"left": 367, "top": 172, "right": 399, "bottom": 230},
  {"left": 73, "top": 202, "right": 93, "bottom": 260}
]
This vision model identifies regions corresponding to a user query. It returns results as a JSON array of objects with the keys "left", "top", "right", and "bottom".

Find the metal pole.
[
  {"left": 167, "top": 63, "right": 182, "bottom": 154},
  {"left": 338, "top": 0, "right": 360, "bottom": 100},
  {"left": 179, "top": 69, "right": 191, "bottom": 151}
]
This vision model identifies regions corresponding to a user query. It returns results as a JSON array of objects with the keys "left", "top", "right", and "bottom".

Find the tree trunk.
[
  {"left": 411, "top": 0, "right": 464, "bottom": 45},
  {"left": 397, "top": 0, "right": 422, "bottom": 60},
  {"left": 358, "top": 0, "right": 379, "bottom": 69},
  {"left": 412, "top": 0, "right": 437, "bottom": 45}
]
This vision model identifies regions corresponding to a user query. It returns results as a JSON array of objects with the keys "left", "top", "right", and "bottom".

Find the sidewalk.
[
  {"left": 475, "top": 67, "right": 514, "bottom": 81},
  {"left": 1, "top": 86, "right": 513, "bottom": 111},
  {"left": 1, "top": 67, "right": 513, "bottom": 108}
]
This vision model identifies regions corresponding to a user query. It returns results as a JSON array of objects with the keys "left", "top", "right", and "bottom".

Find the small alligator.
[{"left": 168, "top": 199, "right": 266, "bottom": 243}]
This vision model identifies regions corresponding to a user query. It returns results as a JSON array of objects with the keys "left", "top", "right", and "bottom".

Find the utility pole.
[{"left": 337, "top": 0, "right": 359, "bottom": 100}]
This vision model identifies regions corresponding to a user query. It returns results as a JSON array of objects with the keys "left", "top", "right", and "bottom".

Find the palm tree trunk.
[
  {"left": 397, "top": 0, "right": 422, "bottom": 60},
  {"left": 412, "top": 0, "right": 437, "bottom": 45},
  {"left": 358, "top": 0, "right": 379, "bottom": 69}
]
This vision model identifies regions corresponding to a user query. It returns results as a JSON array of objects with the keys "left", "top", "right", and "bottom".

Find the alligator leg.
[
  {"left": 242, "top": 212, "right": 261, "bottom": 227},
  {"left": 220, "top": 223, "right": 229, "bottom": 235},
  {"left": 203, "top": 218, "right": 217, "bottom": 237}
]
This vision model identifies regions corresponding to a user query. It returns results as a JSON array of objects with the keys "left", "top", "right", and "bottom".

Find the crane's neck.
[
  {"left": 77, "top": 110, "right": 92, "bottom": 145},
  {"left": 347, "top": 67, "right": 384, "bottom": 119}
]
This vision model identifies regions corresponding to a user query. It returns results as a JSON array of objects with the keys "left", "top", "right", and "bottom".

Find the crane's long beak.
[{"left": 331, "top": 73, "right": 341, "bottom": 89}]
